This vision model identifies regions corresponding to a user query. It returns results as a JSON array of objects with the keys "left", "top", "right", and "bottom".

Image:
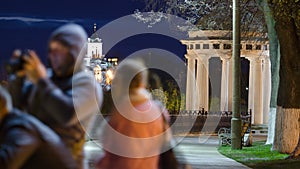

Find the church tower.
[{"left": 87, "top": 23, "right": 103, "bottom": 59}]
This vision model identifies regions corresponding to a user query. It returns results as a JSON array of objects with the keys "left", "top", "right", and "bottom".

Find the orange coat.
[{"left": 97, "top": 98, "right": 165, "bottom": 169}]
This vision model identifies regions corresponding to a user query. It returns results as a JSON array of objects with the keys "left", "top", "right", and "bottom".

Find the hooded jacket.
[{"left": 8, "top": 24, "right": 103, "bottom": 168}]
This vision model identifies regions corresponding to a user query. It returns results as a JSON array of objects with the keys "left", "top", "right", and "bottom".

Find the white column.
[
  {"left": 253, "top": 57, "right": 263, "bottom": 124},
  {"left": 196, "top": 58, "right": 203, "bottom": 110},
  {"left": 247, "top": 57, "right": 255, "bottom": 123},
  {"left": 220, "top": 57, "right": 230, "bottom": 111},
  {"left": 191, "top": 58, "right": 197, "bottom": 110},
  {"left": 186, "top": 55, "right": 196, "bottom": 110},
  {"left": 186, "top": 55, "right": 191, "bottom": 110},
  {"left": 262, "top": 56, "right": 271, "bottom": 124},
  {"left": 203, "top": 56, "right": 210, "bottom": 111}
]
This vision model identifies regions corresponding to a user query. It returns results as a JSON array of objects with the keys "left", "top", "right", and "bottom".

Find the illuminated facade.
[
  {"left": 182, "top": 30, "right": 270, "bottom": 125},
  {"left": 84, "top": 24, "right": 118, "bottom": 87}
]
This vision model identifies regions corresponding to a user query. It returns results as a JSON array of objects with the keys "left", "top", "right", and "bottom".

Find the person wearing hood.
[{"left": 8, "top": 23, "right": 103, "bottom": 168}]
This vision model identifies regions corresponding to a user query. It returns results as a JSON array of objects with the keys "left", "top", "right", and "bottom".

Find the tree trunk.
[
  {"left": 271, "top": 1, "right": 300, "bottom": 155},
  {"left": 255, "top": 0, "right": 280, "bottom": 145},
  {"left": 289, "top": 112, "right": 300, "bottom": 157},
  {"left": 274, "top": 107, "right": 300, "bottom": 153}
]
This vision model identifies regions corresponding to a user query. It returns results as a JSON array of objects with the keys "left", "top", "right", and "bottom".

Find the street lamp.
[{"left": 231, "top": 0, "right": 242, "bottom": 150}]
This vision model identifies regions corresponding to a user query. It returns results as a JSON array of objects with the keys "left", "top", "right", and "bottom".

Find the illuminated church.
[
  {"left": 84, "top": 24, "right": 118, "bottom": 85},
  {"left": 84, "top": 24, "right": 103, "bottom": 66},
  {"left": 88, "top": 24, "right": 103, "bottom": 59},
  {"left": 84, "top": 23, "right": 118, "bottom": 67}
]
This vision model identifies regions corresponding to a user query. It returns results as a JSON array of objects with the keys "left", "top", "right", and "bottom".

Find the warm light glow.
[
  {"left": 93, "top": 65, "right": 102, "bottom": 83},
  {"left": 106, "top": 69, "right": 114, "bottom": 84}
]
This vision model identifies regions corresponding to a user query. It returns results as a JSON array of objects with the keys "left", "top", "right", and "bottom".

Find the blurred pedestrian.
[
  {"left": 0, "top": 86, "right": 78, "bottom": 169},
  {"left": 96, "top": 59, "right": 165, "bottom": 169},
  {"left": 8, "top": 23, "right": 103, "bottom": 168}
]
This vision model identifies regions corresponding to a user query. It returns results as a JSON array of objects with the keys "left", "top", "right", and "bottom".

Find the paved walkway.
[
  {"left": 173, "top": 136, "right": 251, "bottom": 169},
  {"left": 84, "top": 136, "right": 252, "bottom": 169}
]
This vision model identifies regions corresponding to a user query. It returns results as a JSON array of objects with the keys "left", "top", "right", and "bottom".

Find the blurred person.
[
  {"left": 8, "top": 24, "right": 103, "bottom": 168},
  {"left": 0, "top": 86, "right": 78, "bottom": 169},
  {"left": 96, "top": 59, "right": 165, "bottom": 169}
]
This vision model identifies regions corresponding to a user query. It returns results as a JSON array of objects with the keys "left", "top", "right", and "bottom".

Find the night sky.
[
  {"left": 0, "top": 0, "right": 145, "bottom": 20},
  {"left": 0, "top": 0, "right": 187, "bottom": 81},
  {"left": 0, "top": 0, "right": 249, "bottom": 105}
]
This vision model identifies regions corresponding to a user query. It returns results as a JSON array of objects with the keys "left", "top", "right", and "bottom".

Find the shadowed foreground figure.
[
  {"left": 0, "top": 86, "right": 77, "bottom": 169},
  {"left": 8, "top": 24, "right": 103, "bottom": 168}
]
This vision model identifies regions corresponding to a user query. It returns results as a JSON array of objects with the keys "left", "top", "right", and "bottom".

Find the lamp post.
[{"left": 231, "top": 0, "right": 242, "bottom": 149}]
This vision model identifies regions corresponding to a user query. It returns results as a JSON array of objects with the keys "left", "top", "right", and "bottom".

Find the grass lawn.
[{"left": 218, "top": 141, "right": 300, "bottom": 169}]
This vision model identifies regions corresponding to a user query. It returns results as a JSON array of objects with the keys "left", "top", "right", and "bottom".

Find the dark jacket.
[
  {"left": 0, "top": 109, "right": 77, "bottom": 169},
  {"left": 8, "top": 24, "right": 103, "bottom": 168},
  {"left": 8, "top": 70, "right": 102, "bottom": 167}
]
